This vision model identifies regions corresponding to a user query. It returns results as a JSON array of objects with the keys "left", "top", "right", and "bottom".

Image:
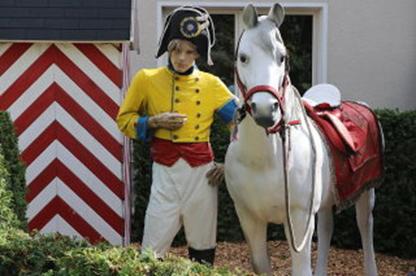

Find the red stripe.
[
  {"left": 13, "top": 84, "right": 55, "bottom": 136},
  {"left": 26, "top": 159, "right": 57, "bottom": 202},
  {"left": 29, "top": 196, "right": 103, "bottom": 244},
  {"left": 0, "top": 45, "right": 54, "bottom": 110},
  {"left": 54, "top": 46, "right": 119, "bottom": 118},
  {"left": 21, "top": 121, "right": 56, "bottom": 165},
  {"left": 26, "top": 159, "right": 123, "bottom": 235},
  {"left": 0, "top": 43, "right": 32, "bottom": 76},
  {"left": 74, "top": 44, "right": 122, "bottom": 87}
]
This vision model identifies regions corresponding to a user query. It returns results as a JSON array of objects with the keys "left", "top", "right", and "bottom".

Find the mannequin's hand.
[
  {"left": 148, "top": 112, "right": 187, "bottom": 130},
  {"left": 206, "top": 162, "right": 225, "bottom": 186}
]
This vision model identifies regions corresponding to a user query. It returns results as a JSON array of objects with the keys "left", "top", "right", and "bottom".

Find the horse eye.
[
  {"left": 280, "top": 55, "right": 285, "bottom": 64},
  {"left": 240, "top": 54, "right": 249, "bottom": 64}
]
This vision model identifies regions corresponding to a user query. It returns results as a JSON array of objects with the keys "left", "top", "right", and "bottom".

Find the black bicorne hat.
[{"left": 156, "top": 6, "right": 216, "bottom": 65}]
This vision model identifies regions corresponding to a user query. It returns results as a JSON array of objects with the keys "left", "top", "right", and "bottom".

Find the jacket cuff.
[{"left": 217, "top": 99, "right": 238, "bottom": 124}]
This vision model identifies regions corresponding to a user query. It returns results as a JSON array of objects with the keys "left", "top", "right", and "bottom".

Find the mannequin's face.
[{"left": 169, "top": 40, "right": 199, "bottom": 73}]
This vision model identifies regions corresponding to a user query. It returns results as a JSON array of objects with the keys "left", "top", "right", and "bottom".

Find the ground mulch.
[{"left": 169, "top": 241, "right": 416, "bottom": 275}]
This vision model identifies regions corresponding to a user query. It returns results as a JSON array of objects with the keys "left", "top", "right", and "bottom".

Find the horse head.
[{"left": 236, "top": 3, "right": 289, "bottom": 133}]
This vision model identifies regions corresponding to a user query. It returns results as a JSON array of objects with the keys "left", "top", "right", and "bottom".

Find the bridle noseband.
[{"left": 235, "top": 65, "right": 291, "bottom": 134}]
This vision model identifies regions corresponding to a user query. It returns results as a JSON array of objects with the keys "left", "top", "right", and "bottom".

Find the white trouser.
[{"left": 141, "top": 158, "right": 217, "bottom": 257}]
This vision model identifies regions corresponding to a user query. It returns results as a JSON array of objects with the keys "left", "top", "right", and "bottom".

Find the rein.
[{"left": 234, "top": 31, "right": 317, "bottom": 253}]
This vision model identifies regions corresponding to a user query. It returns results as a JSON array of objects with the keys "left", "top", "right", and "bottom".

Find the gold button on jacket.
[{"left": 117, "top": 67, "right": 236, "bottom": 142}]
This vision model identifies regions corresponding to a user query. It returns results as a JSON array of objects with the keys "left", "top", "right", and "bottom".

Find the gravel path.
[{"left": 169, "top": 241, "right": 416, "bottom": 275}]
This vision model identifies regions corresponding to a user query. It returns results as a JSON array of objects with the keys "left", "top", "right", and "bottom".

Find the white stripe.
[
  {"left": 8, "top": 65, "right": 55, "bottom": 121},
  {"left": 25, "top": 140, "right": 123, "bottom": 216},
  {"left": 56, "top": 104, "right": 122, "bottom": 179},
  {"left": 55, "top": 44, "right": 120, "bottom": 104},
  {"left": 18, "top": 103, "right": 55, "bottom": 152},
  {"left": 40, "top": 215, "right": 83, "bottom": 240},
  {"left": 95, "top": 44, "right": 121, "bottom": 69},
  {"left": 39, "top": 214, "right": 59, "bottom": 234},
  {"left": 0, "top": 44, "right": 50, "bottom": 94},
  {"left": 25, "top": 138, "right": 57, "bottom": 184},
  {"left": 0, "top": 43, "right": 12, "bottom": 57},
  {"left": 55, "top": 68, "right": 122, "bottom": 142},
  {"left": 58, "top": 179, "right": 123, "bottom": 245},
  {"left": 27, "top": 178, "right": 57, "bottom": 219}
]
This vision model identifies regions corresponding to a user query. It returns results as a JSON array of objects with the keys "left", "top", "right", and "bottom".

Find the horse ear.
[
  {"left": 243, "top": 4, "right": 258, "bottom": 28},
  {"left": 268, "top": 3, "right": 285, "bottom": 27}
]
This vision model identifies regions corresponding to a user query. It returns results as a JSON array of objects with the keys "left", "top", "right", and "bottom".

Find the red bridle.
[{"left": 235, "top": 67, "right": 291, "bottom": 134}]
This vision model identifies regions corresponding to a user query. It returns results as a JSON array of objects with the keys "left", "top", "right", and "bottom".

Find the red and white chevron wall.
[{"left": 0, "top": 43, "right": 128, "bottom": 245}]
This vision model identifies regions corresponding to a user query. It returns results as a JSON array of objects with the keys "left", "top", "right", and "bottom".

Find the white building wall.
[
  {"left": 133, "top": 0, "right": 416, "bottom": 110},
  {"left": 327, "top": 0, "right": 416, "bottom": 110}
]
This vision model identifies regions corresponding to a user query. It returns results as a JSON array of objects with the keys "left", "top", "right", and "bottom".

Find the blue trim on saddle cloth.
[
  {"left": 217, "top": 99, "right": 238, "bottom": 124},
  {"left": 136, "top": 116, "right": 152, "bottom": 142}
]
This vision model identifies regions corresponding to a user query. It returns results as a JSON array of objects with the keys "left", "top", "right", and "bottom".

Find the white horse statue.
[{"left": 225, "top": 3, "right": 381, "bottom": 276}]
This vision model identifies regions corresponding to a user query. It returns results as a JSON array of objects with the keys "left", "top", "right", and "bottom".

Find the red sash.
[{"left": 151, "top": 138, "right": 213, "bottom": 167}]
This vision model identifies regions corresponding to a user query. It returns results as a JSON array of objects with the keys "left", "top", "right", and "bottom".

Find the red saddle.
[{"left": 304, "top": 101, "right": 384, "bottom": 210}]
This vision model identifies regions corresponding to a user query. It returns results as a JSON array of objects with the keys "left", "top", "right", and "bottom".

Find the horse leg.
[
  {"left": 315, "top": 208, "right": 334, "bottom": 276},
  {"left": 236, "top": 205, "right": 271, "bottom": 275},
  {"left": 355, "top": 188, "right": 377, "bottom": 276},
  {"left": 284, "top": 209, "right": 315, "bottom": 276}
]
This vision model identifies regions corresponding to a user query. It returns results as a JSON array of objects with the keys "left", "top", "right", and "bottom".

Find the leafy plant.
[
  {"left": 0, "top": 111, "right": 27, "bottom": 229},
  {"left": 0, "top": 152, "right": 21, "bottom": 229}
]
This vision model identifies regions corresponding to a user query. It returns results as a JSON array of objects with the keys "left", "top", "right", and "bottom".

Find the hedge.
[
  {"left": 0, "top": 227, "right": 242, "bottom": 275},
  {"left": 0, "top": 151, "right": 21, "bottom": 229},
  {"left": 132, "top": 109, "right": 416, "bottom": 259},
  {"left": 0, "top": 111, "right": 27, "bottom": 229}
]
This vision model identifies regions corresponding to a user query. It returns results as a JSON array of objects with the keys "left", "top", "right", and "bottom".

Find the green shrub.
[
  {"left": 0, "top": 111, "right": 27, "bottom": 229},
  {"left": 0, "top": 228, "right": 88, "bottom": 275},
  {"left": 0, "top": 227, "right": 241, "bottom": 275},
  {"left": 131, "top": 109, "right": 416, "bottom": 259},
  {"left": 0, "top": 151, "right": 21, "bottom": 229},
  {"left": 52, "top": 247, "right": 240, "bottom": 276}
]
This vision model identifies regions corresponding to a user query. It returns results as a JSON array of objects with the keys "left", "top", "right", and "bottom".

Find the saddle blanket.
[{"left": 304, "top": 101, "right": 384, "bottom": 210}]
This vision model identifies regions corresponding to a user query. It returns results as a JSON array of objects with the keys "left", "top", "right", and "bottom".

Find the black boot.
[{"left": 188, "top": 247, "right": 215, "bottom": 266}]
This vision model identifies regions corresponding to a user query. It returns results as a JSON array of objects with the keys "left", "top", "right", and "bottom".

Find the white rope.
[{"left": 283, "top": 86, "right": 318, "bottom": 253}]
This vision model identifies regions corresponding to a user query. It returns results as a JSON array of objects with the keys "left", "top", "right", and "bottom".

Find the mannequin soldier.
[{"left": 116, "top": 6, "right": 238, "bottom": 265}]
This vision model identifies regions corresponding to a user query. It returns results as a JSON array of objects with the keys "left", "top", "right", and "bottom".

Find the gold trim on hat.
[{"left": 180, "top": 16, "right": 202, "bottom": 38}]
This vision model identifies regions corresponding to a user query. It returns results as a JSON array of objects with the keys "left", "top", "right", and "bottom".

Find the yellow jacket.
[{"left": 117, "top": 67, "right": 237, "bottom": 142}]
